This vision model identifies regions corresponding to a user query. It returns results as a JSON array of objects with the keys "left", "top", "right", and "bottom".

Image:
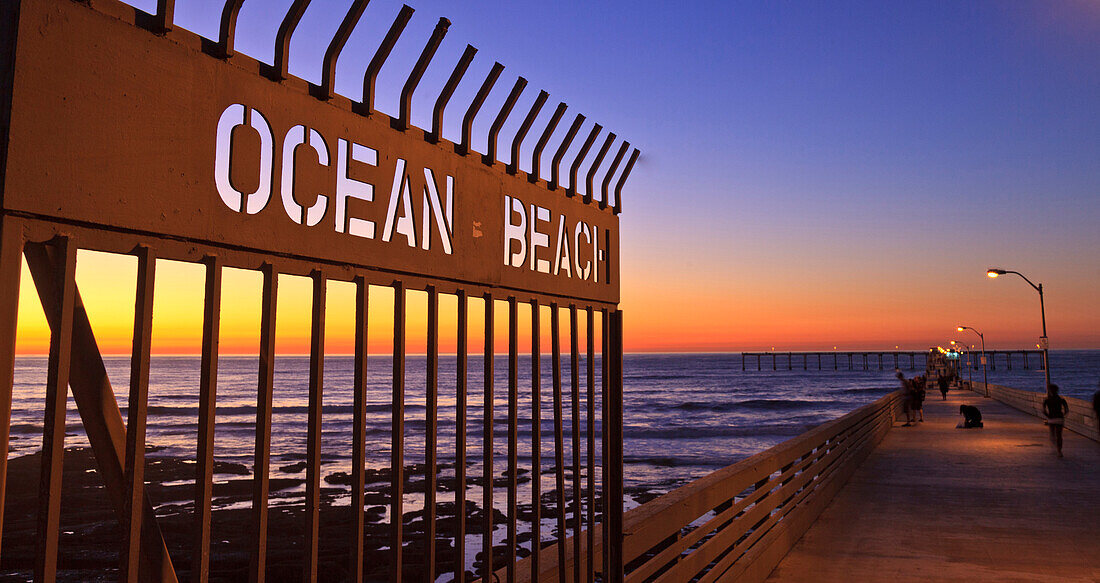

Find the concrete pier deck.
[{"left": 767, "top": 391, "right": 1100, "bottom": 582}]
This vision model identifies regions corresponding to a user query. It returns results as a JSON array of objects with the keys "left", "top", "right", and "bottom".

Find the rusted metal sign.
[
  {"left": 1, "top": 0, "right": 637, "bottom": 581},
  {"left": 1, "top": 0, "right": 637, "bottom": 304}
]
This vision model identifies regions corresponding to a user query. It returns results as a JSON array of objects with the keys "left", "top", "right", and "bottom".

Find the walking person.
[
  {"left": 1043, "top": 383, "right": 1070, "bottom": 458},
  {"left": 938, "top": 373, "right": 950, "bottom": 401},
  {"left": 897, "top": 371, "right": 914, "bottom": 426},
  {"left": 912, "top": 375, "right": 926, "bottom": 422}
]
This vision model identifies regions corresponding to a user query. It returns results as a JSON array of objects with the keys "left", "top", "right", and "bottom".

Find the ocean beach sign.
[
  {"left": 0, "top": 1, "right": 636, "bottom": 580},
  {"left": 1, "top": 0, "right": 632, "bottom": 304}
]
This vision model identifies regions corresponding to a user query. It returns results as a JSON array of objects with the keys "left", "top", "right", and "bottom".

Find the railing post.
[
  {"left": 0, "top": 219, "right": 23, "bottom": 562},
  {"left": 606, "top": 311, "right": 624, "bottom": 583},
  {"left": 35, "top": 236, "right": 76, "bottom": 583}
]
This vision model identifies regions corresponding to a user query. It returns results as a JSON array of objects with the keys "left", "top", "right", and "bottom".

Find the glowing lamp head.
[
  {"left": 987, "top": 268, "right": 1007, "bottom": 278},
  {"left": 957, "top": 326, "right": 965, "bottom": 332}
]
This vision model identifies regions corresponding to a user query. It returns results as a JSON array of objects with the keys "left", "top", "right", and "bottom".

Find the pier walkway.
[{"left": 766, "top": 391, "right": 1100, "bottom": 582}]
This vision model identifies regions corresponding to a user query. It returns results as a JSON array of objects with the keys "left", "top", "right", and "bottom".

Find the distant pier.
[{"left": 739, "top": 350, "right": 1046, "bottom": 372}]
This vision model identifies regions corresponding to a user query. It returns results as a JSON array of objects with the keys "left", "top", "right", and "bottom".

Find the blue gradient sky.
[{"left": 113, "top": 0, "right": 1099, "bottom": 350}]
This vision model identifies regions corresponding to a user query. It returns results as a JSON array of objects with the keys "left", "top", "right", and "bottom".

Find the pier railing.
[
  {"left": 971, "top": 383, "right": 1099, "bottom": 443},
  {"left": 498, "top": 390, "right": 904, "bottom": 582}
]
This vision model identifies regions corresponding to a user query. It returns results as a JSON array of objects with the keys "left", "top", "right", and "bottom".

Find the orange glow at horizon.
[
  {"left": 13, "top": 250, "right": 1100, "bottom": 357},
  {"left": 14, "top": 251, "right": 601, "bottom": 357}
]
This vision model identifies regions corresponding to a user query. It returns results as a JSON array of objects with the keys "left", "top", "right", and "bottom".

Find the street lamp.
[
  {"left": 986, "top": 268, "right": 1051, "bottom": 393},
  {"left": 957, "top": 325, "right": 988, "bottom": 397}
]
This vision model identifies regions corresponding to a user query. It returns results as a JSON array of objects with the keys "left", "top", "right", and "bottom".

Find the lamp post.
[
  {"left": 950, "top": 340, "right": 973, "bottom": 387},
  {"left": 957, "top": 325, "right": 987, "bottom": 397},
  {"left": 987, "top": 268, "right": 1051, "bottom": 394}
]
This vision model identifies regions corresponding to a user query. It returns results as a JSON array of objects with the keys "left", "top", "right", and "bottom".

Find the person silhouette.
[
  {"left": 959, "top": 405, "right": 983, "bottom": 428},
  {"left": 1042, "top": 384, "right": 1069, "bottom": 458}
]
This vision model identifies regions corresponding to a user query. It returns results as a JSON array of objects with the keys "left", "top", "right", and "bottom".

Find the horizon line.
[{"left": 12, "top": 347, "right": 1098, "bottom": 358}]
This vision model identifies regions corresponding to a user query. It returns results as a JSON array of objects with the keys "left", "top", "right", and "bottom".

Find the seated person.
[{"left": 959, "top": 404, "right": 983, "bottom": 428}]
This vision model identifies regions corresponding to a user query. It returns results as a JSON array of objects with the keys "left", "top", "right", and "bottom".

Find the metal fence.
[{"left": 0, "top": 0, "right": 637, "bottom": 581}]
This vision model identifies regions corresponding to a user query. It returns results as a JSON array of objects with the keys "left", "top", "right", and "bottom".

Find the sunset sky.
[{"left": 15, "top": 0, "right": 1100, "bottom": 354}]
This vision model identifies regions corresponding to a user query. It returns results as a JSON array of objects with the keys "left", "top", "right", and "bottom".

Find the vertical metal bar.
[
  {"left": 425, "top": 287, "right": 440, "bottom": 582},
  {"left": 550, "top": 305, "right": 567, "bottom": 583},
  {"left": 567, "top": 124, "right": 601, "bottom": 198},
  {"left": 507, "top": 90, "right": 549, "bottom": 175},
  {"left": 549, "top": 114, "right": 585, "bottom": 191},
  {"left": 33, "top": 237, "right": 76, "bottom": 583},
  {"left": 569, "top": 306, "right": 581, "bottom": 583},
  {"left": 531, "top": 102, "right": 568, "bottom": 183},
  {"left": 192, "top": 257, "right": 222, "bottom": 583},
  {"left": 0, "top": 221, "right": 24, "bottom": 560},
  {"left": 485, "top": 78, "right": 528, "bottom": 165},
  {"left": 584, "top": 308, "right": 595, "bottom": 583},
  {"left": 458, "top": 63, "right": 505, "bottom": 156},
  {"left": 121, "top": 246, "right": 156, "bottom": 583},
  {"left": 599, "top": 142, "right": 629, "bottom": 210},
  {"left": 583, "top": 133, "right": 616, "bottom": 205},
  {"left": 217, "top": 0, "right": 245, "bottom": 58},
  {"left": 480, "top": 294, "right": 495, "bottom": 581},
  {"left": 530, "top": 301, "right": 541, "bottom": 582},
  {"left": 250, "top": 264, "right": 278, "bottom": 583},
  {"left": 599, "top": 309, "right": 609, "bottom": 581},
  {"left": 390, "top": 283, "right": 406, "bottom": 583},
  {"left": 272, "top": 0, "right": 311, "bottom": 81},
  {"left": 350, "top": 277, "right": 369, "bottom": 583},
  {"left": 304, "top": 271, "right": 326, "bottom": 582},
  {"left": 612, "top": 148, "right": 639, "bottom": 215},
  {"left": 454, "top": 291, "right": 468, "bottom": 583},
  {"left": 320, "top": 0, "right": 370, "bottom": 100},
  {"left": 396, "top": 18, "right": 451, "bottom": 131},
  {"left": 154, "top": 0, "right": 175, "bottom": 31},
  {"left": 506, "top": 298, "right": 518, "bottom": 583},
  {"left": 429, "top": 45, "right": 478, "bottom": 144},
  {"left": 362, "top": 5, "right": 414, "bottom": 114},
  {"left": 606, "top": 311, "right": 624, "bottom": 583}
]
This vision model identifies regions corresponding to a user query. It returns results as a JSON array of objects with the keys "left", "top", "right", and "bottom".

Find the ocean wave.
[
  {"left": 668, "top": 398, "right": 827, "bottom": 413},
  {"left": 839, "top": 387, "right": 888, "bottom": 394},
  {"left": 624, "top": 423, "right": 810, "bottom": 439},
  {"left": 623, "top": 455, "right": 683, "bottom": 467},
  {"left": 128, "top": 403, "right": 418, "bottom": 417}
]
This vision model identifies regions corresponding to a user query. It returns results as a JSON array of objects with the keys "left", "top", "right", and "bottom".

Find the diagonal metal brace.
[{"left": 23, "top": 242, "right": 178, "bottom": 583}]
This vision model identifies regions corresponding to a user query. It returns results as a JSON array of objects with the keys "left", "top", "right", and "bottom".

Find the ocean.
[
  {"left": 5, "top": 349, "right": 1097, "bottom": 567},
  {"left": 10, "top": 350, "right": 1097, "bottom": 498}
]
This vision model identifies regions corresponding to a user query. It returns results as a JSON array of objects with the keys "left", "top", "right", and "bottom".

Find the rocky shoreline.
[{"left": 0, "top": 446, "right": 642, "bottom": 582}]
